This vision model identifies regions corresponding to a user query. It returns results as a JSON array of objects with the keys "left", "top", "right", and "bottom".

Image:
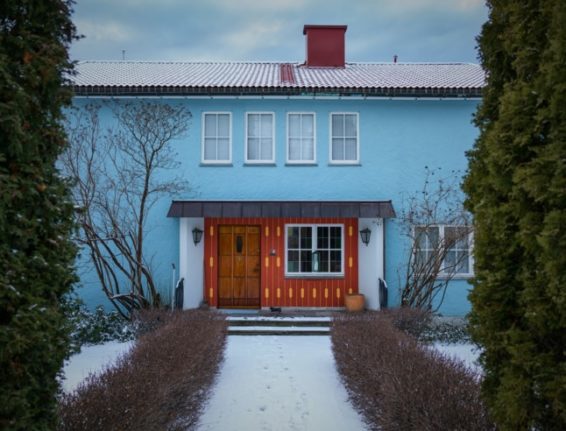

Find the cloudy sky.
[{"left": 70, "top": 0, "right": 488, "bottom": 64}]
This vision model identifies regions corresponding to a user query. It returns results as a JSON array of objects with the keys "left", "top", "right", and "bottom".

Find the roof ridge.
[{"left": 77, "top": 60, "right": 480, "bottom": 66}]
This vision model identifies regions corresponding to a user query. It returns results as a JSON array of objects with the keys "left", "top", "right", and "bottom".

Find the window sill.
[
  {"left": 436, "top": 274, "right": 474, "bottom": 280},
  {"left": 199, "top": 162, "right": 233, "bottom": 167},
  {"left": 285, "top": 274, "right": 345, "bottom": 279},
  {"left": 285, "top": 162, "right": 318, "bottom": 166},
  {"left": 243, "top": 162, "right": 277, "bottom": 167},
  {"left": 328, "top": 162, "right": 361, "bottom": 167}
]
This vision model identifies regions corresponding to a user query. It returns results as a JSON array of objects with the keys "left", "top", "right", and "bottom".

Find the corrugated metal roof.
[
  {"left": 71, "top": 61, "right": 485, "bottom": 97},
  {"left": 167, "top": 200, "right": 396, "bottom": 219}
]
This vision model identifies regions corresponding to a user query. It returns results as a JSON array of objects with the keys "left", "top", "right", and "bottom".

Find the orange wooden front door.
[{"left": 218, "top": 225, "right": 261, "bottom": 308}]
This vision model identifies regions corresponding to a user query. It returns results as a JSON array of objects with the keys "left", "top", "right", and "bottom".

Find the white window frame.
[
  {"left": 414, "top": 225, "right": 474, "bottom": 278},
  {"left": 329, "top": 112, "right": 360, "bottom": 164},
  {"left": 286, "top": 112, "right": 316, "bottom": 164},
  {"left": 245, "top": 112, "right": 276, "bottom": 164},
  {"left": 284, "top": 224, "right": 345, "bottom": 277},
  {"left": 201, "top": 112, "right": 232, "bottom": 164}
]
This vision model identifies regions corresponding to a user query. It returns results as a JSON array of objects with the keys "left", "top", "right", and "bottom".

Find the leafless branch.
[{"left": 62, "top": 102, "right": 191, "bottom": 317}]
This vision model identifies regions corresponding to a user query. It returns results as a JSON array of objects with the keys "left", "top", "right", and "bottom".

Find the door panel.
[{"left": 218, "top": 225, "right": 261, "bottom": 308}]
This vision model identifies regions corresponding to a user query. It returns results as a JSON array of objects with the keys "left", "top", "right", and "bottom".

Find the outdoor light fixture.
[
  {"left": 360, "top": 227, "right": 371, "bottom": 246},
  {"left": 192, "top": 227, "right": 204, "bottom": 246}
]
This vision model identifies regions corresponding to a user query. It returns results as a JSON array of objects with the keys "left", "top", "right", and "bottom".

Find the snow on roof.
[{"left": 71, "top": 61, "right": 485, "bottom": 96}]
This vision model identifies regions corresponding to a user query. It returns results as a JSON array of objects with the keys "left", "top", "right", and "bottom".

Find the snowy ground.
[
  {"left": 60, "top": 341, "right": 134, "bottom": 393},
  {"left": 197, "top": 336, "right": 368, "bottom": 431},
  {"left": 433, "top": 342, "right": 482, "bottom": 373}
]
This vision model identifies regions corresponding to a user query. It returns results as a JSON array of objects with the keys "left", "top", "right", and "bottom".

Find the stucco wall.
[{"left": 72, "top": 97, "right": 479, "bottom": 315}]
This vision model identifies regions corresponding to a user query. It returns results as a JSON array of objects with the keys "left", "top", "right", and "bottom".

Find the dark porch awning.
[{"left": 167, "top": 200, "right": 396, "bottom": 219}]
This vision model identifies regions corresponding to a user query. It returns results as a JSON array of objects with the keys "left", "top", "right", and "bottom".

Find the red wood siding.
[{"left": 204, "top": 217, "right": 358, "bottom": 308}]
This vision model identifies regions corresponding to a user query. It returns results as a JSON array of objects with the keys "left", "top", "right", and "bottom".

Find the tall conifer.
[
  {"left": 0, "top": 1, "right": 77, "bottom": 429},
  {"left": 464, "top": 1, "right": 566, "bottom": 428}
]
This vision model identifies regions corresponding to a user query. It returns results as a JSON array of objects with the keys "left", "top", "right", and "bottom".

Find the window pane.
[
  {"left": 317, "top": 227, "right": 329, "bottom": 248},
  {"left": 318, "top": 250, "right": 329, "bottom": 272},
  {"left": 217, "top": 114, "right": 229, "bottom": 136},
  {"left": 289, "top": 138, "right": 301, "bottom": 160},
  {"left": 288, "top": 250, "right": 299, "bottom": 272},
  {"left": 330, "top": 227, "right": 341, "bottom": 248},
  {"left": 330, "top": 250, "right": 341, "bottom": 272},
  {"left": 457, "top": 251, "right": 469, "bottom": 273},
  {"left": 260, "top": 138, "right": 272, "bottom": 160},
  {"left": 302, "top": 138, "right": 314, "bottom": 160},
  {"left": 217, "top": 138, "right": 229, "bottom": 160},
  {"left": 444, "top": 250, "right": 456, "bottom": 272},
  {"left": 345, "top": 138, "right": 357, "bottom": 160},
  {"left": 415, "top": 227, "right": 428, "bottom": 249},
  {"left": 427, "top": 227, "right": 439, "bottom": 248},
  {"left": 300, "top": 251, "right": 312, "bottom": 272},
  {"left": 302, "top": 114, "right": 314, "bottom": 137},
  {"left": 344, "top": 114, "right": 357, "bottom": 136},
  {"left": 332, "top": 138, "right": 344, "bottom": 160},
  {"left": 247, "top": 138, "right": 260, "bottom": 160},
  {"left": 248, "top": 114, "right": 259, "bottom": 137},
  {"left": 204, "top": 114, "right": 216, "bottom": 137},
  {"left": 287, "top": 227, "right": 299, "bottom": 248},
  {"left": 332, "top": 114, "right": 344, "bottom": 137},
  {"left": 260, "top": 114, "right": 272, "bottom": 137},
  {"left": 289, "top": 114, "right": 300, "bottom": 136},
  {"left": 300, "top": 227, "right": 312, "bottom": 248},
  {"left": 204, "top": 138, "right": 216, "bottom": 160}
]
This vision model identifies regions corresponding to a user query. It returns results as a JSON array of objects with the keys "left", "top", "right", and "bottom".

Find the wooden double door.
[{"left": 218, "top": 225, "right": 261, "bottom": 308}]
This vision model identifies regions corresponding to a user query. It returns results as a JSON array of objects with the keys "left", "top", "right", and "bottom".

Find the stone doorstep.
[
  {"left": 226, "top": 316, "right": 333, "bottom": 335},
  {"left": 228, "top": 327, "right": 331, "bottom": 336},
  {"left": 227, "top": 318, "right": 331, "bottom": 327}
]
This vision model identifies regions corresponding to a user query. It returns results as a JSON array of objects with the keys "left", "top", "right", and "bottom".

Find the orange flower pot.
[{"left": 345, "top": 293, "right": 365, "bottom": 312}]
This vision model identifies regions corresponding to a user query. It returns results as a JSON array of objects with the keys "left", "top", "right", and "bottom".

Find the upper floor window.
[
  {"left": 202, "top": 112, "right": 231, "bottom": 163},
  {"left": 330, "top": 113, "right": 359, "bottom": 164},
  {"left": 415, "top": 225, "right": 473, "bottom": 277},
  {"left": 285, "top": 224, "right": 344, "bottom": 276},
  {"left": 287, "top": 113, "right": 315, "bottom": 163},
  {"left": 246, "top": 112, "right": 275, "bottom": 163}
]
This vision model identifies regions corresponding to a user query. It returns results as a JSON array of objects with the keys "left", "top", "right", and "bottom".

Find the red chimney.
[{"left": 303, "top": 25, "right": 347, "bottom": 68}]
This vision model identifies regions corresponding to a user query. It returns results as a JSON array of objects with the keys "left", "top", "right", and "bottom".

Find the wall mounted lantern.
[
  {"left": 360, "top": 227, "right": 372, "bottom": 246},
  {"left": 192, "top": 227, "right": 204, "bottom": 246}
]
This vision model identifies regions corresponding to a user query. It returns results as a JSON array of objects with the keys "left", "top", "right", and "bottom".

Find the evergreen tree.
[
  {"left": 463, "top": 0, "right": 566, "bottom": 429},
  {"left": 0, "top": 1, "right": 77, "bottom": 429}
]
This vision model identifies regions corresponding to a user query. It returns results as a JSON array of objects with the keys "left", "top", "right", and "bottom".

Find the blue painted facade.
[{"left": 73, "top": 96, "right": 479, "bottom": 316}]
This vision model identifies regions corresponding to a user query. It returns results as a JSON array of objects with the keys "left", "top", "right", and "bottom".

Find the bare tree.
[
  {"left": 398, "top": 167, "right": 472, "bottom": 312},
  {"left": 63, "top": 102, "right": 191, "bottom": 318}
]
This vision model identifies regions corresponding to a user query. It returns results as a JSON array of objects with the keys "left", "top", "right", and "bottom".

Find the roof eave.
[{"left": 71, "top": 85, "right": 483, "bottom": 98}]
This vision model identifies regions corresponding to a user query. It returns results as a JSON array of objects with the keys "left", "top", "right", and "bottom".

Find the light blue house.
[{"left": 71, "top": 25, "right": 484, "bottom": 316}]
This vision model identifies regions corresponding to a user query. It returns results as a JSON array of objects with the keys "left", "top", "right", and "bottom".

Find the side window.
[
  {"left": 287, "top": 113, "right": 315, "bottom": 163},
  {"left": 202, "top": 112, "right": 231, "bottom": 163},
  {"left": 246, "top": 112, "right": 275, "bottom": 163},
  {"left": 330, "top": 113, "right": 359, "bottom": 164},
  {"left": 414, "top": 225, "right": 473, "bottom": 277}
]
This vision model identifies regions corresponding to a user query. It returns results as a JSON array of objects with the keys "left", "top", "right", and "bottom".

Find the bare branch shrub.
[
  {"left": 332, "top": 311, "right": 493, "bottom": 431},
  {"left": 62, "top": 102, "right": 191, "bottom": 318},
  {"left": 399, "top": 167, "right": 472, "bottom": 311},
  {"left": 57, "top": 310, "right": 227, "bottom": 431}
]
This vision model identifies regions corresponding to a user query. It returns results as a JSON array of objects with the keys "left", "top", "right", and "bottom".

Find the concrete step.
[
  {"left": 227, "top": 316, "right": 331, "bottom": 327},
  {"left": 226, "top": 316, "right": 333, "bottom": 335},
  {"left": 228, "top": 326, "right": 330, "bottom": 336}
]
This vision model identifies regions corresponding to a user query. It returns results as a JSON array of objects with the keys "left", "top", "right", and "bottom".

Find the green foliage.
[
  {"left": 0, "top": 1, "right": 77, "bottom": 429},
  {"left": 463, "top": 0, "right": 566, "bottom": 429},
  {"left": 62, "top": 296, "right": 135, "bottom": 353}
]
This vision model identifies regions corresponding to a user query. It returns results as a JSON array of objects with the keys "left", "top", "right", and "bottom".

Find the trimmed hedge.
[
  {"left": 332, "top": 310, "right": 493, "bottom": 431},
  {"left": 57, "top": 310, "right": 227, "bottom": 430}
]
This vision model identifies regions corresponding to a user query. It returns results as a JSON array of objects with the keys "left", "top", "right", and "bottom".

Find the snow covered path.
[{"left": 197, "top": 336, "right": 367, "bottom": 431}]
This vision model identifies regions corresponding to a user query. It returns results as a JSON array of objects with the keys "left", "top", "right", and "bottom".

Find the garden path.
[{"left": 196, "top": 335, "right": 367, "bottom": 431}]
